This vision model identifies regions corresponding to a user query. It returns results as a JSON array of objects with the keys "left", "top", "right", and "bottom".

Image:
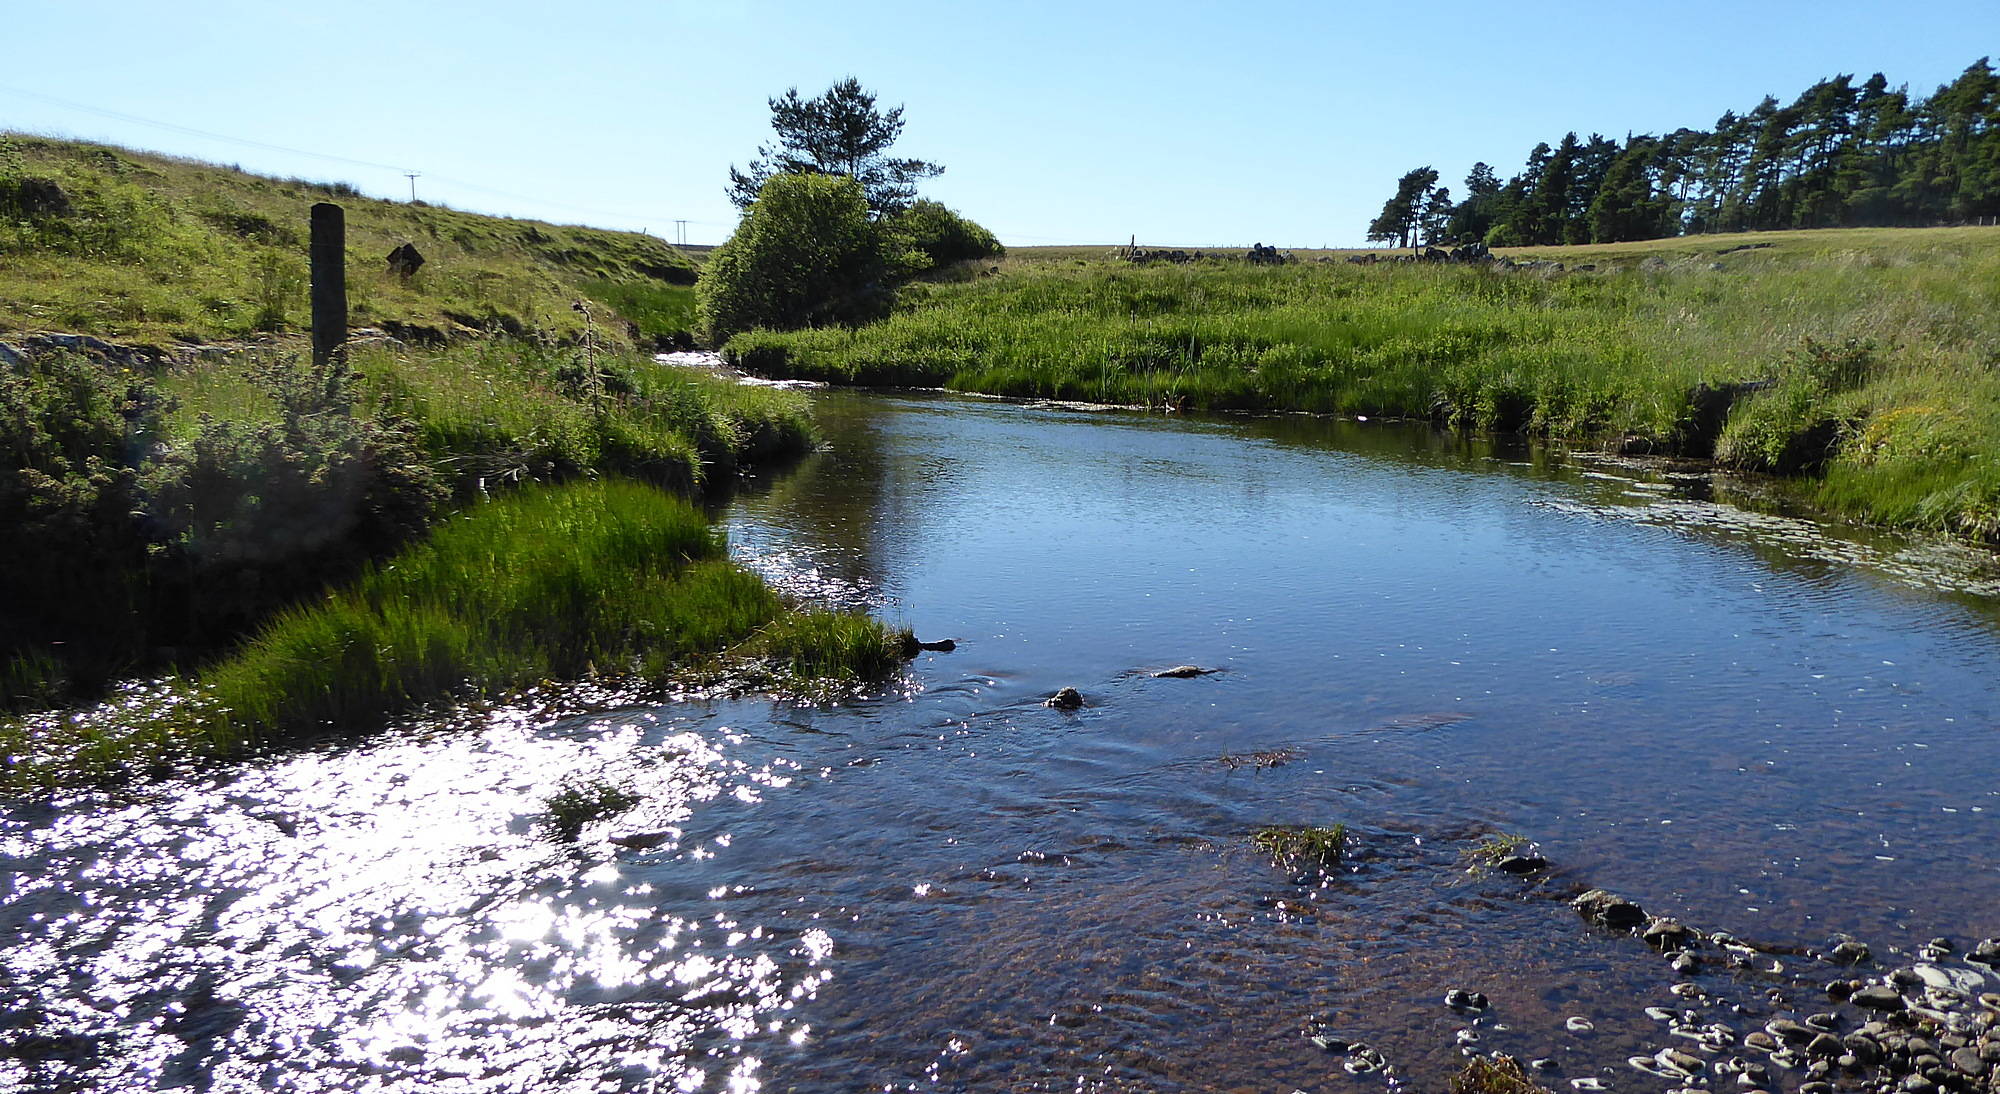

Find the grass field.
[
  {"left": 0, "top": 134, "right": 697, "bottom": 349},
  {"left": 731, "top": 226, "right": 2000, "bottom": 543}
]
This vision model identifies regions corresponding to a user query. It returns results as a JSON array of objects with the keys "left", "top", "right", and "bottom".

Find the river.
[{"left": 6, "top": 391, "right": 2000, "bottom": 1092}]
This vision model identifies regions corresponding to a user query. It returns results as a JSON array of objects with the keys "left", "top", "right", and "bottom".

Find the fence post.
[{"left": 310, "top": 202, "right": 347, "bottom": 366}]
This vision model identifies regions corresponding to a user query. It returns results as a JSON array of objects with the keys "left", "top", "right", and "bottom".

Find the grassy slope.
[
  {"left": 1, "top": 480, "right": 908, "bottom": 791},
  {"left": 732, "top": 227, "right": 2000, "bottom": 542},
  {"left": 0, "top": 134, "right": 697, "bottom": 348}
]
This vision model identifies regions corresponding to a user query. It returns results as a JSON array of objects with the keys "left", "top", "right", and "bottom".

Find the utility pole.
[
  {"left": 405, "top": 172, "right": 421, "bottom": 202},
  {"left": 674, "top": 220, "right": 688, "bottom": 246}
]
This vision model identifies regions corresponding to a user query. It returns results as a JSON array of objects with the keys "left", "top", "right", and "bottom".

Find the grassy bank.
[
  {"left": 0, "top": 134, "right": 696, "bottom": 349},
  {"left": 0, "top": 480, "right": 909, "bottom": 791},
  {"left": 730, "top": 227, "right": 2000, "bottom": 542},
  {"left": 2, "top": 340, "right": 814, "bottom": 710}
]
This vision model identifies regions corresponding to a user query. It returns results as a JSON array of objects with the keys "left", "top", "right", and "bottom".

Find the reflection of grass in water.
[
  {"left": 1250, "top": 823, "right": 1347, "bottom": 870},
  {"left": 543, "top": 779, "right": 642, "bottom": 842}
]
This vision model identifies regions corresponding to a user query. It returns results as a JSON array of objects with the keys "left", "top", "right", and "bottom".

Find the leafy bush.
[
  {"left": 889, "top": 199, "right": 1004, "bottom": 270},
  {"left": 696, "top": 172, "right": 920, "bottom": 344},
  {"left": 0, "top": 351, "right": 159, "bottom": 703},
  {"left": 141, "top": 354, "right": 445, "bottom": 643}
]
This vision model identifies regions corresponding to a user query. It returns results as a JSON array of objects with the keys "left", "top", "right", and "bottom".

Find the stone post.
[{"left": 310, "top": 202, "right": 347, "bottom": 366}]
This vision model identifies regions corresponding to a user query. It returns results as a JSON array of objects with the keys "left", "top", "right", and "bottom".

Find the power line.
[
  {"left": 0, "top": 82, "right": 734, "bottom": 230},
  {"left": 0, "top": 82, "right": 417, "bottom": 173}
]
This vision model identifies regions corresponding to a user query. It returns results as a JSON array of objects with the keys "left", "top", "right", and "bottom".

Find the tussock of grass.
[
  {"left": 1250, "top": 823, "right": 1348, "bottom": 871},
  {"left": 0, "top": 480, "right": 907, "bottom": 791},
  {"left": 1218, "top": 747, "right": 1302, "bottom": 770},
  {"left": 733, "top": 228, "right": 2000, "bottom": 542},
  {"left": 1452, "top": 1055, "right": 1555, "bottom": 1094},
  {"left": 543, "top": 780, "right": 642, "bottom": 842}
]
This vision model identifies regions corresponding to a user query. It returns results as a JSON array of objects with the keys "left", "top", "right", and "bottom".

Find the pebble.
[
  {"left": 1831, "top": 941, "right": 1873, "bottom": 965},
  {"left": 1807, "top": 1033, "right": 1844, "bottom": 1059},
  {"left": 1745, "top": 1032, "right": 1780, "bottom": 1053},
  {"left": 1671, "top": 982, "right": 1702, "bottom": 998},
  {"left": 1566, "top": 1016, "right": 1595, "bottom": 1032},
  {"left": 1444, "top": 988, "right": 1489, "bottom": 1011},
  {"left": 1854, "top": 985, "right": 1909, "bottom": 1011},
  {"left": 1570, "top": 1079, "right": 1605, "bottom": 1091},
  {"left": 1806, "top": 1012, "right": 1842, "bottom": 1032},
  {"left": 1531, "top": 1058, "right": 1558, "bottom": 1071},
  {"left": 1768, "top": 1019, "right": 1814, "bottom": 1044},
  {"left": 1672, "top": 952, "right": 1700, "bottom": 975}
]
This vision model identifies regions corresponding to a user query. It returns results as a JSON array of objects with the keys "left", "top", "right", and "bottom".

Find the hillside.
[{"left": 0, "top": 135, "right": 699, "bottom": 350}]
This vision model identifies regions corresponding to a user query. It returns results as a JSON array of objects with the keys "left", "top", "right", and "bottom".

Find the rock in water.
[
  {"left": 1574, "top": 889, "right": 1647, "bottom": 930},
  {"left": 1850, "top": 985, "right": 1906, "bottom": 1011},
  {"left": 1495, "top": 854, "right": 1549, "bottom": 875},
  {"left": 1152, "top": 665, "right": 1214, "bottom": 678},
  {"left": 1046, "top": 687, "right": 1083, "bottom": 711}
]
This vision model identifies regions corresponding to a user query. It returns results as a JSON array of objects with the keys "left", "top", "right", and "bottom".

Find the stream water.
[{"left": 6, "top": 391, "right": 2000, "bottom": 1093}]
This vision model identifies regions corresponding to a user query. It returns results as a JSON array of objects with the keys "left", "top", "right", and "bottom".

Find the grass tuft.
[
  {"left": 1452, "top": 1055, "right": 1556, "bottom": 1094},
  {"left": 543, "top": 779, "right": 642, "bottom": 842},
  {"left": 1250, "top": 823, "right": 1348, "bottom": 872}
]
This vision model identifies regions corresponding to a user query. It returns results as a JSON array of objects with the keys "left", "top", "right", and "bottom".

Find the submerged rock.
[
  {"left": 1495, "top": 854, "right": 1549, "bottom": 875},
  {"left": 1046, "top": 687, "right": 1084, "bottom": 711},
  {"left": 1573, "top": 888, "right": 1647, "bottom": 930},
  {"left": 1851, "top": 985, "right": 1907, "bottom": 1011},
  {"left": 1151, "top": 664, "right": 1216, "bottom": 678}
]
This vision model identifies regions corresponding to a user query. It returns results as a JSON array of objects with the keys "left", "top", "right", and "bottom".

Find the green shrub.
[
  {"left": 0, "top": 351, "right": 158, "bottom": 703},
  {"left": 696, "top": 172, "right": 920, "bottom": 344},
  {"left": 889, "top": 199, "right": 1004, "bottom": 270},
  {"left": 141, "top": 354, "right": 445, "bottom": 642}
]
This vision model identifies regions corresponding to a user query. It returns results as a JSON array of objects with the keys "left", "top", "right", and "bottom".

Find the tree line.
[{"left": 1369, "top": 57, "right": 2000, "bottom": 249}]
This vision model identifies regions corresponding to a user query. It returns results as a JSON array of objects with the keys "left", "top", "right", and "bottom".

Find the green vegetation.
[
  {"left": 1452, "top": 1055, "right": 1556, "bottom": 1094},
  {"left": 889, "top": 199, "right": 1005, "bottom": 269},
  {"left": 1381, "top": 57, "right": 2000, "bottom": 250},
  {"left": 1, "top": 340, "right": 815, "bottom": 712},
  {"left": 1250, "top": 823, "right": 1348, "bottom": 872},
  {"left": 1, "top": 480, "right": 910, "bottom": 791},
  {"left": 730, "top": 227, "right": 2000, "bottom": 543},
  {"left": 0, "top": 134, "right": 696, "bottom": 348},
  {"left": 1462, "top": 832, "right": 1530, "bottom": 871},
  {"left": 543, "top": 780, "right": 643, "bottom": 842},
  {"left": 698, "top": 172, "right": 915, "bottom": 344},
  {"left": 1218, "top": 747, "right": 1302, "bottom": 770},
  {"left": 727, "top": 77, "right": 943, "bottom": 216}
]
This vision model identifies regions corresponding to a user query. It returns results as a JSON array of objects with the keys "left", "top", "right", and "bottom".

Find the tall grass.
[
  {"left": 731, "top": 228, "right": 2000, "bottom": 542},
  {"left": 1, "top": 480, "right": 909, "bottom": 790}
]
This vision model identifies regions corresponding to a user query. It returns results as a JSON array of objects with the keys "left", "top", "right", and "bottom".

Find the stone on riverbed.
[
  {"left": 1151, "top": 665, "right": 1217, "bottom": 678},
  {"left": 1573, "top": 889, "right": 1647, "bottom": 930},
  {"left": 1046, "top": 687, "right": 1084, "bottom": 710},
  {"left": 1851, "top": 985, "right": 1907, "bottom": 1011}
]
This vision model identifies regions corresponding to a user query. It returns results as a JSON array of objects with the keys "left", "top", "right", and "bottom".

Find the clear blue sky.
[{"left": 4, "top": 1, "right": 1995, "bottom": 247}]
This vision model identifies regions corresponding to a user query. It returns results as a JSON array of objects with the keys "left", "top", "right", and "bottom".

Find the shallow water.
[{"left": 7, "top": 392, "right": 2000, "bottom": 1092}]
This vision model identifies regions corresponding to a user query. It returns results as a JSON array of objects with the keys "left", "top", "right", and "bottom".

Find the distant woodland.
[{"left": 1370, "top": 58, "right": 2000, "bottom": 248}]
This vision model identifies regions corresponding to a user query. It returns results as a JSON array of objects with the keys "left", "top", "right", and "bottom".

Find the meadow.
[{"left": 728, "top": 227, "right": 2000, "bottom": 542}]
